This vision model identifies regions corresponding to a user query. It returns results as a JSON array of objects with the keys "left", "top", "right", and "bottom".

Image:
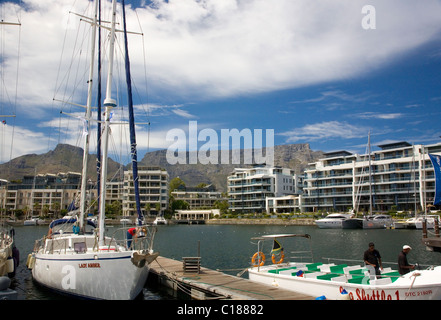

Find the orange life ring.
[
  {"left": 251, "top": 252, "right": 266, "bottom": 267},
  {"left": 271, "top": 250, "right": 285, "bottom": 264}
]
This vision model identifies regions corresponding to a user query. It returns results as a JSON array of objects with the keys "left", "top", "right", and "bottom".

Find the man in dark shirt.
[
  {"left": 364, "top": 242, "right": 383, "bottom": 276},
  {"left": 398, "top": 245, "right": 415, "bottom": 275}
]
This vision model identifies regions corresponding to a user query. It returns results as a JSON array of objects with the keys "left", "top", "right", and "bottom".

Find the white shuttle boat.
[{"left": 247, "top": 234, "right": 441, "bottom": 300}]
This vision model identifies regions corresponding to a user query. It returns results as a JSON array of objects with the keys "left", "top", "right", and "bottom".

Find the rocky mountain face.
[
  {"left": 0, "top": 144, "right": 122, "bottom": 182},
  {"left": 139, "top": 143, "right": 324, "bottom": 192},
  {"left": 0, "top": 143, "right": 324, "bottom": 192}
]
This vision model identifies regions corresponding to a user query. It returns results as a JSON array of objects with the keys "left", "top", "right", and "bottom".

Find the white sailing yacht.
[{"left": 27, "top": 0, "right": 158, "bottom": 300}]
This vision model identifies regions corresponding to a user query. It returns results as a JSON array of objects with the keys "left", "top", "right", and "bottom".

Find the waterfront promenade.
[
  {"left": 7, "top": 217, "right": 317, "bottom": 227},
  {"left": 206, "top": 218, "right": 316, "bottom": 226}
]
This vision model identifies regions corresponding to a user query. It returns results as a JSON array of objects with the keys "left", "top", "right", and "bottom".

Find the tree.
[
  {"left": 144, "top": 203, "right": 151, "bottom": 216},
  {"left": 171, "top": 199, "right": 190, "bottom": 213},
  {"left": 214, "top": 200, "right": 229, "bottom": 214},
  {"left": 169, "top": 177, "right": 186, "bottom": 196},
  {"left": 106, "top": 200, "right": 122, "bottom": 218}
]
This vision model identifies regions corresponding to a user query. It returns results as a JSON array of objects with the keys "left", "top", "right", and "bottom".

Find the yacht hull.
[{"left": 32, "top": 251, "right": 149, "bottom": 300}]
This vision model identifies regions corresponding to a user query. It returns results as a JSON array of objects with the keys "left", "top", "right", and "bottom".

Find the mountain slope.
[{"left": 0, "top": 143, "right": 324, "bottom": 192}]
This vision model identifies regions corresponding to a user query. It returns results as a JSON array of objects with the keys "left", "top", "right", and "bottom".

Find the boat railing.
[
  {"left": 105, "top": 224, "right": 157, "bottom": 252},
  {"left": 290, "top": 250, "right": 314, "bottom": 263},
  {"left": 322, "top": 257, "right": 434, "bottom": 271}
]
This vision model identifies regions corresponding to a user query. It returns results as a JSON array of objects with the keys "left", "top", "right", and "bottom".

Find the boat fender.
[
  {"left": 271, "top": 250, "right": 285, "bottom": 264},
  {"left": 26, "top": 254, "right": 35, "bottom": 269},
  {"left": 26, "top": 253, "right": 31, "bottom": 267},
  {"left": 6, "top": 257, "right": 14, "bottom": 273},
  {"left": 251, "top": 252, "right": 265, "bottom": 267},
  {"left": 0, "top": 276, "right": 11, "bottom": 291}
]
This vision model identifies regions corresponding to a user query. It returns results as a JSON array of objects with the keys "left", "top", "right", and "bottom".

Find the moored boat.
[
  {"left": 342, "top": 218, "right": 364, "bottom": 229},
  {"left": 27, "top": 0, "right": 159, "bottom": 300},
  {"left": 315, "top": 213, "right": 352, "bottom": 229},
  {"left": 247, "top": 234, "right": 441, "bottom": 300},
  {"left": 0, "top": 225, "right": 17, "bottom": 277},
  {"left": 24, "top": 217, "right": 39, "bottom": 226},
  {"left": 415, "top": 215, "right": 440, "bottom": 229},
  {"left": 153, "top": 216, "right": 167, "bottom": 225},
  {"left": 363, "top": 214, "right": 393, "bottom": 229},
  {"left": 393, "top": 218, "right": 417, "bottom": 229},
  {"left": 28, "top": 218, "right": 157, "bottom": 299}
]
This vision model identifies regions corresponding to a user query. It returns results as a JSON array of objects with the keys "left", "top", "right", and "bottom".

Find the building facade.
[
  {"left": 303, "top": 141, "right": 441, "bottom": 213},
  {"left": 171, "top": 184, "right": 227, "bottom": 209},
  {"left": 228, "top": 165, "right": 303, "bottom": 213},
  {"left": 122, "top": 166, "right": 169, "bottom": 217},
  {"left": 0, "top": 167, "right": 170, "bottom": 219},
  {"left": 0, "top": 172, "right": 96, "bottom": 216}
]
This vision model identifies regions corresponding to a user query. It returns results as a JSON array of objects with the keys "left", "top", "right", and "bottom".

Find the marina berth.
[{"left": 247, "top": 234, "right": 441, "bottom": 300}]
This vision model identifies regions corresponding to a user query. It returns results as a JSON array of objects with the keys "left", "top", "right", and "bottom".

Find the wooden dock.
[
  {"left": 148, "top": 256, "right": 314, "bottom": 300},
  {"left": 422, "top": 219, "right": 441, "bottom": 253}
]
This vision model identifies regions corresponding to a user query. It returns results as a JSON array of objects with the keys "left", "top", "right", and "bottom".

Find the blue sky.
[{"left": 1, "top": 0, "right": 441, "bottom": 165}]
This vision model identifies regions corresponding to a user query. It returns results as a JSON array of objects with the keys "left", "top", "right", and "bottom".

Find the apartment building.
[
  {"left": 265, "top": 195, "right": 303, "bottom": 214},
  {"left": 122, "top": 166, "right": 169, "bottom": 217},
  {"left": 0, "top": 166, "right": 170, "bottom": 220},
  {"left": 171, "top": 184, "right": 227, "bottom": 209},
  {"left": 228, "top": 165, "right": 303, "bottom": 213},
  {"left": 303, "top": 141, "right": 441, "bottom": 213},
  {"left": 0, "top": 172, "right": 96, "bottom": 215}
]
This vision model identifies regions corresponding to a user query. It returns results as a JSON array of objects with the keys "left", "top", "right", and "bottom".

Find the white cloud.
[
  {"left": 2, "top": 0, "right": 441, "bottom": 108},
  {"left": 136, "top": 0, "right": 441, "bottom": 98},
  {"left": 171, "top": 108, "right": 197, "bottom": 119},
  {"left": 356, "top": 112, "right": 404, "bottom": 120},
  {"left": 0, "top": 123, "right": 54, "bottom": 162},
  {"left": 2, "top": 0, "right": 441, "bottom": 162},
  {"left": 279, "top": 121, "right": 370, "bottom": 143}
]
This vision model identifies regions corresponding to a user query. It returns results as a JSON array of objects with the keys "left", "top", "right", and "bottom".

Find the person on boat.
[
  {"left": 398, "top": 245, "right": 415, "bottom": 275},
  {"left": 363, "top": 242, "right": 383, "bottom": 276},
  {"left": 127, "top": 227, "right": 137, "bottom": 249},
  {"left": 47, "top": 227, "right": 53, "bottom": 239},
  {"left": 72, "top": 222, "right": 80, "bottom": 234}
]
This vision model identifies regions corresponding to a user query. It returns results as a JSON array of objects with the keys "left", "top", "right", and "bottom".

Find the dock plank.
[{"left": 149, "top": 256, "right": 314, "bottom": 300}]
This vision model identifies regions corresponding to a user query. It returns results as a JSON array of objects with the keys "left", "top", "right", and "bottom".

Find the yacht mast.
[
  {"left": 368, "top": 130, "right": 373, "bottom": 215},
  {"left": 98, "top": 0, "right": 117, "bottom": 246},
  {"left": 121, "top": 0, "right": 143, "bottom": 226},
  {"left": 79, "top": 0, "right": 99, "bottom": 232}
]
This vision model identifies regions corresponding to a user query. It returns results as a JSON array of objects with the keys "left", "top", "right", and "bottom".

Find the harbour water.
[{"left": 9, "top": 223, "right": 441, "bottom": 300}]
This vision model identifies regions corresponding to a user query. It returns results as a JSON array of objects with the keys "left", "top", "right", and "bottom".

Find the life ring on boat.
[
  {"left": 271, "top": 250, "right": 285, "bottom": 264},
  {"left": 251, "top": 252, "right": 266, "bottom": 267}
]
